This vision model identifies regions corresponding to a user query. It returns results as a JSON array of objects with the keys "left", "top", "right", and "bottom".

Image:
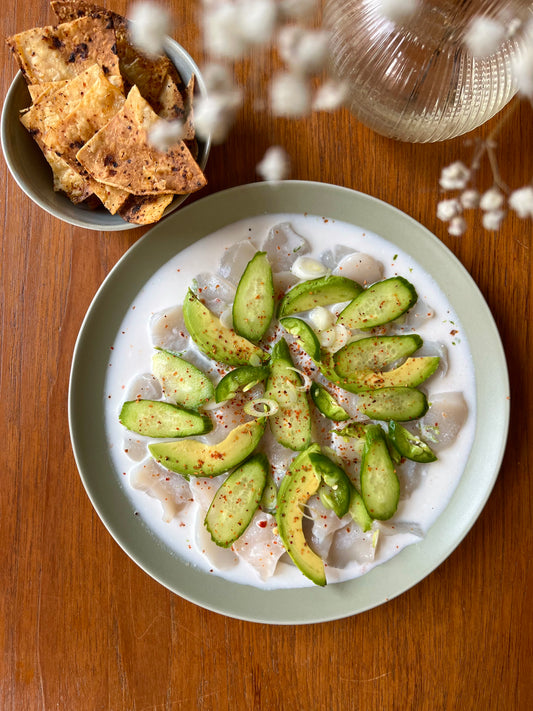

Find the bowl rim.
[{"left": 0, "top": 35, "right": 210, "bottom": 231}]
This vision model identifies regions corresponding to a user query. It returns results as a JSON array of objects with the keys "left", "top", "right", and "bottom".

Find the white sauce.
[{"left": 104, "top": 214, "right": 476, "bottom": 589}]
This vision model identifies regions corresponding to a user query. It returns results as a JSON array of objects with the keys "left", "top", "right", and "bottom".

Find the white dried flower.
[
  {"left": 448, "top": 215, "right": 467, "bottom": 237},
  {"left": 479, "top": 187, "right": 505, "bottom": 211},
  {"left": 147, "top": 119, "right": 185, "bottom": 151},
  {"left": 460, "top": 189, "right": 480, "bottom": 209},
  {"left": 508, "top": 186, "right": 533, "bottom": 218},
  {"left": 377, "top": 0, "right": 419, "bottom": 24},
  {"left": 439, "top": 161, "right": 471, "bottom": 190},
  {"left": 194, "top": 90, "right": 242, "bottom": 143},
  {"left": 270, "top": 72, "right": 311, "bottom": 117},
  {"left": 437, "top": 198, "right": 462, "bottom": 222},
  {"left": 512, "top": 45, "right": 533, "bottom": 97},
  {"left": 203, "top": 2, "right": 247, "bottom": 59},
  {"left": 237, "top": 0, "right": 278, "bottom": 45},
  {"left": 203, "top": 63, "right": 236, "bottom": 94},
  {"left": 482, "top": 209, "right": 505, "bottom": 231},
  {"left": 278, "top": 26, "right": 330, "bottom": 75},
  {"left": 256, "top": 146, "right": 291, "bottom": 181},
  {"left": 312, "top": 80, "right": 348, "bottom": 111},
  {"left": 128, "top": 2, "right": 170, "bottom": 58},
  {"left": 279, "top": 0, "right": 318, "bottom": 21},
  {"left": 464, "top": 16, "right": 506, "bottom": 58}
]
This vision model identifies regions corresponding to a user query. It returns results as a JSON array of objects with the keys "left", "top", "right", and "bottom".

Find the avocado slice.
[
  {"left": 278, "top": 275, "right": 363, "bottom": 317},
  {"left": 149, "top": 418, "right": 266, "bottom": 478},
  {"left": 183, "top": 289, "right": 268, "bottom": 366},
  {"left": 339, "top": 356, "right": 440, "bottom": 393},
  {"left": 276, "top": 444, "right": 326, "bottom": 586}
]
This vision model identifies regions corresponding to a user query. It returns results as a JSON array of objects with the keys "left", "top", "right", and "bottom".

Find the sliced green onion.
[
  {"left": 244, "top": 398, "right": 279, "bottom": 417},
  {"left": 284, "top": 366, "right": 312, "bottom": 392}
]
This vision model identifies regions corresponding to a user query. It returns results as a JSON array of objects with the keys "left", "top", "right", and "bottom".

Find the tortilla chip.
[
  {"left": 77, "top": 85, "right": 207, "bottom": 196},
  {"left": 51, "top": 1, "right": 173, "bottom": 106},
  {"left": 157, "top": 74, "right": 195, "bottom": 142},
  {"left": 42, "top": 147, "right": 93, "bottom": 202},
  {"left": 21, "top": 64, "right": 122, "bottom": 146},
  {"left": 119, "top": 193, "right": 174, "bottom": 225},
  {"left": 20, "top": 64, "right": 129, "bottom": 212},
  {"left": 28, "top": 80, "right": 68, "bottom": 102},
  {"left": 6, "top": 15, "right": 122, "bottom": 90}
]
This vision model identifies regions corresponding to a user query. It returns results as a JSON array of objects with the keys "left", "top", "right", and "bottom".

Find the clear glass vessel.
[{"left": 325, "top": 0, "right": 533, "bottom": 142}]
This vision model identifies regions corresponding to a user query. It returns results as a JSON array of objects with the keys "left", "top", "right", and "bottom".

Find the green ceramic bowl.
[
  {"left": 69, "top": 181, "right": 509, "bottom": 623},
  {"left": 1, "top": 37, "right": 210, "bottom": 231}
]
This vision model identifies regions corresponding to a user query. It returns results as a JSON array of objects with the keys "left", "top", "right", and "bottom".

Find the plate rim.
[{"left": 68, "top": 180, "right": 510, "bottom": 624}]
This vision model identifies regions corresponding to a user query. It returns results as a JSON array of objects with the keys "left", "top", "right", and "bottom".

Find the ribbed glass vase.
[{"left": 325, "top": 0, "right": 533, "bottom": 142}]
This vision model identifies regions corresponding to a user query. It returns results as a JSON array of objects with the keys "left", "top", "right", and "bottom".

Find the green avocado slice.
[
  {"left": 276, "top": 444, "right": 326, "bottom": 586},
  {"left": 339, "top": 356, "right": 440, "bottom": 392},
  {"left": 149, "top": 418, "right": 266, "bottom": 478},
  {"left": 183, "top": 289, "right": 268, "bottom": 366}
]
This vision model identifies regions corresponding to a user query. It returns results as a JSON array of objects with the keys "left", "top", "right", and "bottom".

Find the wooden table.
[{"left": 2, "top": 2, "right": 532, "bottom": 709}]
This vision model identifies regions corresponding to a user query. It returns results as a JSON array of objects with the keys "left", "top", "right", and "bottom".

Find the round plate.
[
  {"left": 68, "top": 181, "right": 509, "bottom": 623},
  {"left": 1, "top": 37, "right": 210, "bottom": 231}
]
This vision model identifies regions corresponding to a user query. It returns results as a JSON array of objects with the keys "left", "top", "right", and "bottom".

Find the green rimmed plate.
[{"left": 68, "top": 181, "right": 509, "bottom": 623}]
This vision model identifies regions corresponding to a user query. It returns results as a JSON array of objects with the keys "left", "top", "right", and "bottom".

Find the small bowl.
[{"left": 1, "top": 37, "right": 210, "bottom": 231}]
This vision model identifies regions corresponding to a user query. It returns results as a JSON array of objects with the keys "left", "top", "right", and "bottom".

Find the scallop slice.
[
  {"left": 273, "top": 270, "right": 299, "bottom": 300},
  {"left": 306, "top": 495, "right": 348, "bottom": 543},
  {"left": 397, "top": 458, "right": 422, "bottom": 499},
  {"left": 192, "top": 272, "right": 236, "bottom": 316},
  {"left": 217, "top": 239, "right": 257, "bottom": 285},
  {"left": 256, "top": 222, "right": 310, "bottom": 271},
  {"left": 122, "top": 436, "right": 149, "bottom": 462},
  {"left": 256, "top": 426, "right": 295, "bottom": 485},
  {"left": 332, "top": 252, "right": 383, "bottom": 286},
  {"left": 319, "top": 244, "right": 354, "bottom": 270},
  {"left": 130, "top": 459, "right": 192, "bottom": 523},
  {"left": 377, "top": 520, "right": 424, "bottom": 539},
  {"left": 125, "top": 373, "right": 162, "bottom": 401},
  {"left": 189, "top": 474, "right": 227, "bottom": 511},
  {"left": 150, "top": 305, "right": 189, "bottom": 353},
  {"left": 194, "top": 507, "right": 239, "bottom": 570},
  {"left": 232, "top": 511, "right": 285, "bottom": 580},
  {"left": 327, "top": 521, "right": 377, "bottom": 568},
  {"left": 418, "top": 391, "right": 468, "bottom": 451}
]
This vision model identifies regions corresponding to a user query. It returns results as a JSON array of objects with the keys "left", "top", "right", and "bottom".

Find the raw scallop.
[
  {"left": 232, "top": 511, "right": 285, "bottom": 580},
  {"left": 130, "top": 459, "right": 191, "bottom": 523}
]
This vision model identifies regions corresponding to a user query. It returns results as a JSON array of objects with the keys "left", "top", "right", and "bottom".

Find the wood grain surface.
[{"left": 1, "top": 2, "right": 532, "bottom": 710}]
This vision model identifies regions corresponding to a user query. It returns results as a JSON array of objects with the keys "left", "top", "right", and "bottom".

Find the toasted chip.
[
  {"left": 21, "top": 64, "right": 129, "bottom": 213},
  {"left": 42, "top": 147, "right": 93, "bottom": 202},
  {"left": 77, "top": 85, "right": 207, "bottom": 196},
  {"left": 158, "top": 73, "right": 195, "bottom": 142},
  {"left": 51, "top": 1, "right": 175, "bottom": 106},
  {"left": 28, "top": 80, "right": 68, "bottom": 102},
  {"left": 6, "top": 15, "right": 122, "bottom": 90},
  {"left": 119, "top": 193, "right": 174, "bottom": 225}
]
